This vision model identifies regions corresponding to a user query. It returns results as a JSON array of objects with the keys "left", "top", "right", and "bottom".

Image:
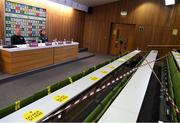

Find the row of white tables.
[
  {"left": 98, "top": 50, "right": 158, "bottom": 123},
  {"left": 1, "top": 50, "right": 141, "bottom": 123},
  {"left": 172, "top": 51, "right": 180, "bottom": 70}
]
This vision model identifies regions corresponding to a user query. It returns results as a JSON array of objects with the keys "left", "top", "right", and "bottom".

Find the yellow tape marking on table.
[
  {"left": 54, "top": 94, "right": 69, "bottom": 103},
  {"left": 23, "top": 109, "right": 44, "bottom": 122},
  {"left": 118, "top": 58, "right": 126, "bottom": 63},
  {"left": 108, "top": 65, "right": 115, "bottom": 69},
  {"left": 100, "top": 70, "right": 109, "bottom": 75},
  {"left": 89, "top": 76, "right": 99, "bottom": 81}
]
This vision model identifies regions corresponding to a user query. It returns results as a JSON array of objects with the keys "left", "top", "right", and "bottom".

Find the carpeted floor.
[{"left": 0, "top": 52, "right": 113, "bottom": 109}]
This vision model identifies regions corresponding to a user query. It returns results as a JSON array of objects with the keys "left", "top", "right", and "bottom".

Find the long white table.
[
  {"left": 172, "top": 51, "right": 180, "bottom": 69},
  {"left": 0, "top": 42, "right": 79, "bottom": 52},
  {"left": 0, "top": 42, "right": 79, "bottom": 74},
  {"left": 0, "top": 50, "right": 141, "bottom": 123},
  {"left": 98, "top": 50, "right": 158, "bottom": 123}
]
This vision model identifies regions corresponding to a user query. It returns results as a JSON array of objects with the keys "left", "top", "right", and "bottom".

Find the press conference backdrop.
[{"left": 5, "top": 0, "right": 46, "bottom": 42}]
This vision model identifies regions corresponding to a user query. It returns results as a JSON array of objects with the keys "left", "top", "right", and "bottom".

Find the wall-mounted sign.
[
  {"left": 139, "top": 26, "right": 144, "bottom": 32},
  {"left": 172, "top": 28, "right": 178, "bottom": 36},
  {"left": 165, "top": 0, "right": 175, "bottom": 6},
  {"left": 5, "top": 0, "right": 46, "bottom": 42}
]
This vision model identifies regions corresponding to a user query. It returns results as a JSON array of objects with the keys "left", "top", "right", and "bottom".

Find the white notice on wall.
[{"left": 172, "top": 29, "right": 178, "bottom": 36}]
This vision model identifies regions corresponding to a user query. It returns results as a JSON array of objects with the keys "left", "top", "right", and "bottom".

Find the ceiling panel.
[{"left": 73, "top": 0, "right": 119, "bottom": 7}]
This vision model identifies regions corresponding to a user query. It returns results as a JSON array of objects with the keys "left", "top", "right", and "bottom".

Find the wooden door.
[{"left": 110, "top": 23, "right": 136, "bottom": 55}]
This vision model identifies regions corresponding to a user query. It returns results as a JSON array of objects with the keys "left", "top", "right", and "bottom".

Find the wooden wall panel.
[
  {"left": 0, "top": 1, "right": 5, "bottom": 40},
  {"left": 0, "top": 0, "right": 85, "bottom": 47},
  {"left": 83, "top": 0, "right": 180, "bottom": 53}
]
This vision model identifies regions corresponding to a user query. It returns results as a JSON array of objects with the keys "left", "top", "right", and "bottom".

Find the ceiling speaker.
[{"left": 88, "top": 7, "right": 93, "bottom": 14}]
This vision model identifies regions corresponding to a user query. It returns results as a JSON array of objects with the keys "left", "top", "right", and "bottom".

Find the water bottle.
[
  {"left": 6, "top": 41, "right": 11, "bottom": 46},
  {"left": 54, "top": 38, "right": 57, "bottom": 45},
  {"left": 36, "top": 37, "right": 39, "bottom": 43},
  {"left": 0, "top": 38, "right": 3, "bottom": 46},
  {"left": 25, "top": 40, "right": 29, "bottom": 47},
  {"left": 39, "top": 39, "right": 42, "bottom": 44}
]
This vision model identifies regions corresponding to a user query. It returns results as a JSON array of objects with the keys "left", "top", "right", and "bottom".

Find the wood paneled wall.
[
  {"left": 83, "top": 0, "right": 180, "bottom": 53},
  {"left": 0, "top": 0, "right": 85, "bottom": 47},
  {"left": 0, "top": 1, "right": 5, "bottom": 41}
]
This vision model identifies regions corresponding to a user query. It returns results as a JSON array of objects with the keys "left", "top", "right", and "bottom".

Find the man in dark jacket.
[
  {"left": 11, "top": 27, "right": 26, "bottom": 45},
  {"left": 39, "top": 29, "right": 48, "bottom": 43}
]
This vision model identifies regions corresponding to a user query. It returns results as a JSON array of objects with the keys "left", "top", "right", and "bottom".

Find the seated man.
[
  {"left": 11, "top": 27, "right": 26, "bottom": 45},
  {"left": 39, "top": 29, "right": 48, "bottom": 43}
]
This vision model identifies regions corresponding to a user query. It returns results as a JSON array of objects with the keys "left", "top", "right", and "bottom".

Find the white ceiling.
[{"left": 73, "top": 0, "right": 119, "bottom": 7}]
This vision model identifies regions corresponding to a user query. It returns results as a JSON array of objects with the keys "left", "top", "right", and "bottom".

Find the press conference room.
[{"left": 0, "top": 0, "right": 180, "bottom": 122}]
